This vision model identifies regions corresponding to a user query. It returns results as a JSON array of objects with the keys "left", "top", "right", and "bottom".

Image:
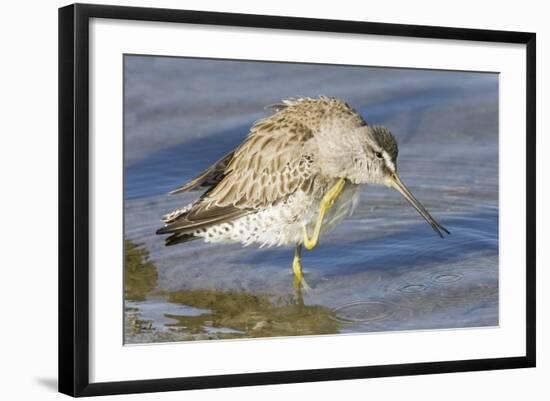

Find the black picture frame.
[{"left": 58, "top": 3, "right": 536, "bottom": 397}]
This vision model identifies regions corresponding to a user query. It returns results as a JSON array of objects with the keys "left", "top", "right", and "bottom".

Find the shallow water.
[{"left": 123, "top": 56, "right": 499, "bottom": 343}]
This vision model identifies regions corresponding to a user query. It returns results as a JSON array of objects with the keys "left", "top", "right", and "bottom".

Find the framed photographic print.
[{"left": 58, "top": 3, "right": 536, "bottom": 397}]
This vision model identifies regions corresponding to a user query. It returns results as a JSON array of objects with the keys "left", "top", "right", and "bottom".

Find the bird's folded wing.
[
  {"left": 158, "top": 116, "right": 317, "bottom": 235},
  {"left": 169, "top": 150, "right": 235, "bottom": 194},
  {"left": 156, "top": 203, "right": 249, "bottom": 234},
  {"left": 201, "top": 118, "right": 316, "bottom": 209}
]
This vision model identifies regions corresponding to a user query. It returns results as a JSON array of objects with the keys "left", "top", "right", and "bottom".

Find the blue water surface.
[{"left": 123, "top": 56, "right": 499, "bottom": 343}]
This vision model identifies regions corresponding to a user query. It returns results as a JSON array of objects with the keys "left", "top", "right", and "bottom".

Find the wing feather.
[
  {"left": 156, "top": 203, "right": 248, "bottom": 235},
  {"left": 203, "top": 119, "right": 316, "bottom": 209},
  {"left": 169, "top": 150, "right": 235, "bottom": 194}
]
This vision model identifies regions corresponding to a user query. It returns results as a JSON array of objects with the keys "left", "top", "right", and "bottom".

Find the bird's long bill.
[{"left": 390, "top": 173, "right": 450, "bottom": 238}]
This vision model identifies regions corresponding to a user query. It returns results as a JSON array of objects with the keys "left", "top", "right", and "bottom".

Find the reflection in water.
[
  {"left": 124, "top": 241, "right": 340, "bottom": 343},
  {"left": 165, "top": 289, "right": 339, "bottom": 340},
  {"left": 124, "top": 240, "right": 158, "bottom": 301}
]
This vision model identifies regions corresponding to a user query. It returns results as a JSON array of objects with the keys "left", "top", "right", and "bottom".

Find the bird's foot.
[
  {"left": 302, "top": 226, "right": 317, "bottom": 250},
  {"left": 320, "top": 177, "right": 346, "bottom": 210},
  {"left": 303, "top": 177, "right": 346, "bottom": 250}
]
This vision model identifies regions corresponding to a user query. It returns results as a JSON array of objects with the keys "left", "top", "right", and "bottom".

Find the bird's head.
[{"left": 347, "top": 125, "right": 450, "bottom": 238}]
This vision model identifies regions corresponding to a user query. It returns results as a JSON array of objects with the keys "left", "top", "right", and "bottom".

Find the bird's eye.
[{"left": 375, "top": 152, "right": 383, "bottom": 159}]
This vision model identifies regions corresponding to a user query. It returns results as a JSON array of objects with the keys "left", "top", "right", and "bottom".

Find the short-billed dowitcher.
[{"left": 157, "top": 96, "right": 449, "bottom": 288}]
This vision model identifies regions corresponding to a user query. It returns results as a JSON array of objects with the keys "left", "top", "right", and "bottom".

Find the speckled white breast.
[{"left": 195, "top": 183, "right": 361, "bottom": 247}]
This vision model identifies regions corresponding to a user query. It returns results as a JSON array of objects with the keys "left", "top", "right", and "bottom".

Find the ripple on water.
[
  {"left": 332, "top": 300, "right": 395, "bottom": 323},
  {"left": 385, "top": 278, "right": 430, "bottom": 294},
  {"left": 398, "top": 284, "right": 428, "bottom": 293},
  {"left": 431, "top": 272, "right": 463, "bottom": 284}
]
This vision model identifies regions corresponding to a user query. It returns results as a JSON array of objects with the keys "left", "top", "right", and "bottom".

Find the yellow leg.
[
  {"left": 303, "top": 178, "right": 346, "bottom": 250},
  {"left": 292, "top": 244, "right": 310, "bottom": 291}
]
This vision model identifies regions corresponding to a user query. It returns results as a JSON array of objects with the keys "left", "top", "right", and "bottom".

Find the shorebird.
[{"left": 156, "top": 96, "right": 449, "bottom": 289}]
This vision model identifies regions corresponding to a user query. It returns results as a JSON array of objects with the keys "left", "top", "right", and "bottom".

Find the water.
[{"left": 123, "top": 55, "right": 499, "bottom": 343}]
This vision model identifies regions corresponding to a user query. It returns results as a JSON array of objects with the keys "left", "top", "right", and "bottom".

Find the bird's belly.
[{"left": 197, "top": 183, "right": 361, "bottom": 247}]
